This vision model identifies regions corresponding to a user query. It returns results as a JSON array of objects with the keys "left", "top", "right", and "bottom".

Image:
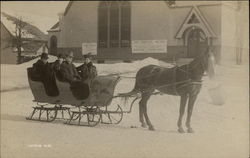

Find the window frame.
[{"left": 98, "top": 1, "right": 131, "bottom": 49}]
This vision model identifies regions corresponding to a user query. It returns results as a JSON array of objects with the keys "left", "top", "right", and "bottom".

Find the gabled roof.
[
  {"left": 0, "top": 21, "right": 14, "bottom": 38},
  {"left": 1, "top": 12, "right": 47, "bottom": 41},
  {"left": 64, "top": 1, "right": 74, "bottom": 16},
  {"left": 51, "top": 22, "right": 59, "bottom": 30},
  {"left": 175, "top": 6, "right": 217, "bottom": 39},
  {"left": 47, "top": 22, "right": 60, "bottom": 32},
  {"left": 47, "top": 1, "right": 73, "bottom": 32}
]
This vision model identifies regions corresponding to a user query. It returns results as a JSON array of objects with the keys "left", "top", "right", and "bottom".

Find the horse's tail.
[
  {"left": 118, "top": 88, "right": 139, "bottom": 97},
  {"left": 118, "top": 85, "right": 141, "bottom": 105}
]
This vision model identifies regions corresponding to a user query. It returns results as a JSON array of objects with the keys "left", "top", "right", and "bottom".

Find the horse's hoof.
[
  {"left": 149, "top": 126, "right": 155, "bottom": 131},
  {"left": 141, "top": 123, "right": 147, "bottom": 128},
  {"left": 187, "top": 128, "right": 194, "bottom": 133},
  {"left": 178, "top": 128, "right": 185, "bottom": 133}
]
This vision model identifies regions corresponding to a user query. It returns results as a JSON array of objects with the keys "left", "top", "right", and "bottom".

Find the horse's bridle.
[{"left": 174, "top": 50, "right": 209, "bottom": 80}]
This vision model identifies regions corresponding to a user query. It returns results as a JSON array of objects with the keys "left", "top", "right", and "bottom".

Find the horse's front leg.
[
  {"left": 141, "top": 92, "right": 154, "bottom": 131},
  {"left": 186, "top": 94, "right": 198, "bottom": 133},
  {"left": 177, "top": 95, "right": 188, "bottom": 133}
]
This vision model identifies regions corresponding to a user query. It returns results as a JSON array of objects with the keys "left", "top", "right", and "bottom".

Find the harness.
[{"left": 142, "top": 64, "right": 203, "bottom": 96}]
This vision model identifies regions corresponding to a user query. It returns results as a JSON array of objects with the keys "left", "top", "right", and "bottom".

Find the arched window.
[
  {"left": 50, "top": 36, "right": 57, "bottom": 55},
  {"left": 98, "top": 1, "right": 131, "bottom": 48}
]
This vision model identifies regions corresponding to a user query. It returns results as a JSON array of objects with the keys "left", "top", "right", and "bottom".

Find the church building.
[{"left": 48, "top": 1, "right": 248, "bottom": 64}]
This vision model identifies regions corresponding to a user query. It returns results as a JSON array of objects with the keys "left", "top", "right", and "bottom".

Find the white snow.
[{"left": 1, "top": 57, "right": 249, "bottom": 158}]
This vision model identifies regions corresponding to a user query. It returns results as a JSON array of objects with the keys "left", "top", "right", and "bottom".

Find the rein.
[{"left": 114, "top": 79, "right": 202, "bottom": 99}]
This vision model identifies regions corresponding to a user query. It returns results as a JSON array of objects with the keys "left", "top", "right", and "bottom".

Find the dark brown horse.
[{"left": 119, "top": 48, "right": 211, "bottom": 133}]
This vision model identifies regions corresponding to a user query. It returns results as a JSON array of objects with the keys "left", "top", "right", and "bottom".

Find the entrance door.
[
  {"left": 187, "top": 29, "right": 207, "bottom": 58},
  {"left": 50, "top": 36, "right": 57, "bottom": 55}
]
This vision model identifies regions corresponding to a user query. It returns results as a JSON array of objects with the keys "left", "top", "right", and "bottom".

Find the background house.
[
  {"left": 47, "top": 1, "right": 248, "bottom": 64},
  {"left": 1, "top": 12, "right": 48, "bottom": 64}
]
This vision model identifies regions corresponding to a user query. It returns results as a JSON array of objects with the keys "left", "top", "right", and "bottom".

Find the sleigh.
[{"left": 26, "top": 67, "right": 130, "bottom": 126}]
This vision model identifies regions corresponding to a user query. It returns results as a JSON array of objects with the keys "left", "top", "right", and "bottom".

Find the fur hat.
[
  {"left": 41, "top": 53, "right": 49, "bottom": 59},
  {"left": 83, "top": 53, "right": 91, "bottom": 59},
  {"left": 66, "top": 51, "right": 74, "bottom": 58},
  {"left": 57, "top": 53, "right": 64, "bottom": 59}
]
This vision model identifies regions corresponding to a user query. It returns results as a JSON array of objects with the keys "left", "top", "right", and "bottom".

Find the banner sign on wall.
[
  {"left": 132, "top": 40, "right": 167, "bottom": 53},
  {"left": 82, "top": 43, "right": 97, "bottom": 55}
]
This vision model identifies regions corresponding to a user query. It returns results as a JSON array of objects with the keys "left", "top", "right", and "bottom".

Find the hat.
[
  {"left": 41, "top": 53, "right": 49, "bottom": 59},
  {"left": 83, "top": 53, "right": 91, "bottom": 59},
  {"left": 66, "top": 51, "right": 74, "bottom": 58},
  {"left": 57, "top": 53, "right": 64, "bottom": 59}
]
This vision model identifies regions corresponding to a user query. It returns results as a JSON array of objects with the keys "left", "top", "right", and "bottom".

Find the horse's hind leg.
[
  {"left": 186, "top": 94, "right": 198, "bottom": 133},
  {"left": 141, "top": 92, "right": 155, "bottom": 131},
  {"left": 139, "top": 100, "right": 146, "bottom": 128},
  {"left": 177, "top": 95, "right": 188, "bottom": 133}
]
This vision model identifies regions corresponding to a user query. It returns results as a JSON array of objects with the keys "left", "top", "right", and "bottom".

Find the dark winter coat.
[
  {"left": 76, "top": 62, "right": 97, "bottom": 81},
  {"left": 59, "top": 61, "right": 81, "bottom": 83},
  {"left": 59, "top": 61, "right": 89, "bottom": 99},
  {"left": 31, "top": 59, "right": 59, "bottom": 96},
  {"left": 52, "top": 60, "right": 61, "bottom": 71},
  {"left": 51, "top": 60, "right": 63, "bottom": 81},
  {"left": 32, "top": 60, "right": 51, "bottom": 79}
]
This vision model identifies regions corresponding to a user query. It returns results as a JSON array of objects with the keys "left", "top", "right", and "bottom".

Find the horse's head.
[
  {"left": 188, "top": 47, "right": 214, "bottom": 80},
  {"left": 200, "top": 47, "right": 210, "bottom": 72}
]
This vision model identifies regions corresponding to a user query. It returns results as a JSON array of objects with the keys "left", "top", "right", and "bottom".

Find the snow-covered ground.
[{"left": 1, "top": 57, "right": 249, "bottom": 158}]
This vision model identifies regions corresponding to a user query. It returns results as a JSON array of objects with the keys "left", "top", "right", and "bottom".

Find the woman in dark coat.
[
  {"left": 59, "top": 52, "right": 89, "bottom": 99},
  {"left": 32, "top": 53, "right": 59, "bottom": 96},
  {"left": 76, "top": 53, "right": 97, "bottom": 82}
]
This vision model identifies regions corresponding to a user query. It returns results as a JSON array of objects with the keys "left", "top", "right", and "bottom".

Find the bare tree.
[{"left": 13, "top": 16, "right": 28, "bottom": 64}]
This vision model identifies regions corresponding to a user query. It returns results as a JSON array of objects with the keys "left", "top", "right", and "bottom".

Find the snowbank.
[{"left": 97, "top": 57, "right": 173, "bottom": 76}]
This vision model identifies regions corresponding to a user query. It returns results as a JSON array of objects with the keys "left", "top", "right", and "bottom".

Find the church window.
[{"left": 98, "top": 1, "right": 131, "bottom": 48}]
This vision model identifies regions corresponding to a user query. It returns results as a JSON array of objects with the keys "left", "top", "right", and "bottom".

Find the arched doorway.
[
  {"left": 186, "top": 28, "right": 208, "bottom": 58},
  {"left": 50, "top": 36, "right": 57, "bottom": 55}
]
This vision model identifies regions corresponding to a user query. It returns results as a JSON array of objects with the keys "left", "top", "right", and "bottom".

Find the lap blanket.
[{"left": 87, "top": 76, "right": 120, "bottom": 107}]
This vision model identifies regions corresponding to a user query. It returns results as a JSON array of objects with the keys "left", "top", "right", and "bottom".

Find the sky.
[{"left": 1, "top": 1, "right": 69, "bottom": 33}]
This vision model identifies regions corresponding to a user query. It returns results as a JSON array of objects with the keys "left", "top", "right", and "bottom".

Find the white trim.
[{"left": 175, "top": 6, "right": 217, "bottom": 39}]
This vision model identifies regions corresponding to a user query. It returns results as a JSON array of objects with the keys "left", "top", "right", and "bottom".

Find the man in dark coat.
[
  {"left": 60, "top": 52, "right": 81, "bottom": 83},
  {"left": 51, "top": 53, "right": 64, "bottom": 80},
  {"left": 32, "top": 53, "right": 59, "bottom": 96},
  {"left": 52, "top": 53, "right": 64, "bottom": 71},
  {"left": 76, "top": 53, "right": 97, "bottom": 82},
  {"left": 32, "top": 53, "right": 50, "bottom": 78},
  {"left": 59, "top": 52, "right": 89, "bottom": 99}
]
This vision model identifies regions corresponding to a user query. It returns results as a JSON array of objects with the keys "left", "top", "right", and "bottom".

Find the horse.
[{"left": 119, "top": 48, "right": 211, "bottom": 133}]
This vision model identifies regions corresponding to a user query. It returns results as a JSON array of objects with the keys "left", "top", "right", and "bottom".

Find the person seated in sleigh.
[
  {"left": 51, "top": 53, "right": 65, "bottom": 80},
  {"left": 31, "top": 53, "right": 59, "bottom": 96},
  {"left": 59, "top": 51, "right": 89, "bottom": 99},
  {"left": 76, "top": 53, "right": 97, "bottom": 83}
]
